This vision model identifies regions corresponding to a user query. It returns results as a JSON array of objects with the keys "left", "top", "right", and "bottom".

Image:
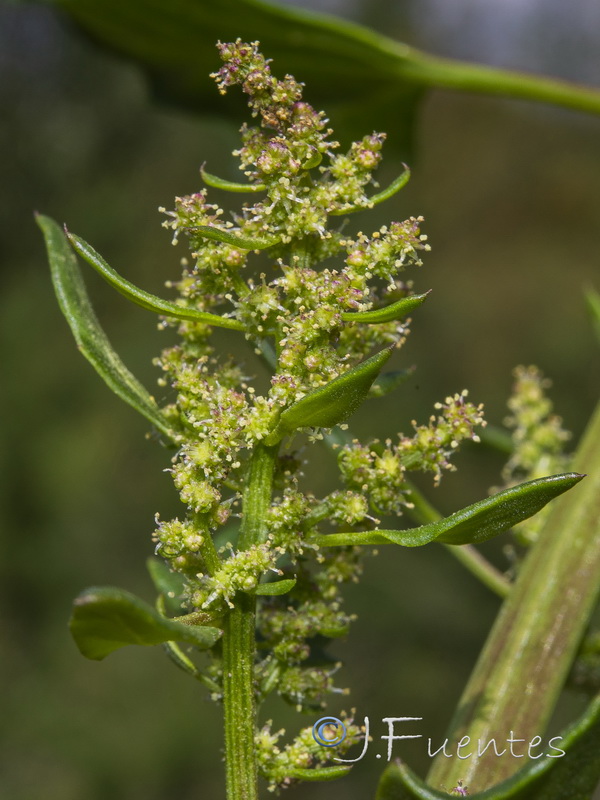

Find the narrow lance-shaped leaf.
[
  {"left": 376, "top": 693, "right": 600, "bottom": 800},
  {"left": 187, "top": 225, "right": 280, "bottom": 250},
  {"left": 67, "top": 231, "right": 245, "bottom": 331},
  {"left": 286, "top": 766, "right": 352, "bottom": 783},
  {"left": 253, "top": 578, "right": 297, "bottom": 596},
  {"left": 341, "top": 291, "right": 430, "bottom": 323},
  {"left": 37, "top": 214, "right": 176, "bottom": 440},
  {"left": 368, "top": 368, "right": 415, "bottom": 399},
  {"left": 313, "top": 473, "right": 584, "bottom": 548},
  {"left": 265, "top": 345, "right": 395, "bottom": 444},
  {"left": 201, "top": 164, "right": 266, "bottom": 193},
  {"left": 70, "top": 586, "right": 221, "bottom": 660}
]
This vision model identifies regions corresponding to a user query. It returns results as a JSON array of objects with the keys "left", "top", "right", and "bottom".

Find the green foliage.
[
  {"left": 47, "top": 0, "right": 600, "bottom": 157},
  {"left": 313, "top": 472, "right": 584, "bottom": 547},
  {"left": 67, "top": 230, "right": 247, "bottom": 330},
  {"left": 37, "top": 214, "right": 176, "bottom": 440},
  {"left": 69, "top": 586, "right": 221, "bottom": 660},
  {"left": 264, "top": 346, "right": 395, "bottom": 444}
]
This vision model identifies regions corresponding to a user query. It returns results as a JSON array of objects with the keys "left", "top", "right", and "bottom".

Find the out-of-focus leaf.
[
  {"left": 49, "top": 0, "right": 600, "bottom": 156},
  {"left": 265, "top": 346, "right": 394, "bottom": 444},
  {"left": 253, "top": 578, "right": 296, "bottom": 596},
  {"left": 146, "top": 557, "right": 186, "bottom": 599},
  {"left": 70, "top": 586, "right": 221, "bottom": 660},
  {"left": 376, "top": 694, "right": 600, "bottom": 800},
  {"left": 368, "top": 368, "right": 415, "bottom": 399},
  {"left": 584, "top": 286, "right": 600, "bottom": 345},
  {"left": 49, "top": 0, "right": 423, "bottom": 152},
  {"left": 146, "top": 556, "right": 186, "bottom": 615},
  {"left": 341, "top": 292, "right": 430, "bottom": 323},
  {"left": 37, "top": 214, "right": 177, "bottom": 440},
  {"left": 314, "top": 473, "right": 584, "bottom": 548},
  {"left": 67, "top": 231, "right": 245, "bottom": 330}
]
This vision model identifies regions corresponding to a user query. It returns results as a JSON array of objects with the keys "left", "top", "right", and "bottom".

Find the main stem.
[{"left": 222, "top": 443, "right": 278, "bottom": 800}]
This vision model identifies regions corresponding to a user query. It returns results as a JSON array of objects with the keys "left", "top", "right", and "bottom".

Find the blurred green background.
[{"left": 1, "top": 1, "right": 599, "bottom": 798}]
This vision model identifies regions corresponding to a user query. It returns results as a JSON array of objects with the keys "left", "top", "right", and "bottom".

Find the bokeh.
[{"left": 1, "top": 1, "right": 599, "bottom": 798}]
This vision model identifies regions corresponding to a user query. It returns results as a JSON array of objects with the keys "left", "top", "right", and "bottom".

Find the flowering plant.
[{"left": 38, "top": 40, "right": 599, "bottom": 800}]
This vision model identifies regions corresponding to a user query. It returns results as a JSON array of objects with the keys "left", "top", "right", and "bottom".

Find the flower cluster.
[
  {"left": 149, "top": 40, "right": 485, "bottom": 790},
  {"left": 338, "top": 391, "right": 485, "bottom": 516},
  {"left": 502, "top": 365, "right": 571, "bottom": 544},
  {"left": 256, "top": 715, "right": 364, "bottom": 792}
]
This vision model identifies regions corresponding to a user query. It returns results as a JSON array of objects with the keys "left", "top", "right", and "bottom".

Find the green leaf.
[
  {"left": 146, "top": 557, "right": 186, "bottom": 615},
  {"left": 341, "top": 291, "right": 430, "bottom": 323},
  {"left": 50, "top": 0, "right": 600, "bottom": 158},
  {"left": 265, "top": 346, "right": 394, "bottom": 444},
  {"left": 376, "top": 694, "right": 600, "bottom": 800},
  {"left": 146, "top": 556, "right": 186, "bottom": 599},
  {"left": 314, "top": 473, "right": 584, "bottom": 548},
  {"left": 50, "top": 0, "right": 423, "bottom": 153},
  {"left": 37, "top": 214, "right": 177, "bottom": 441},
  {"left": 287, "top": 765, "right": 352, "bottom": 782},
  {"left": 253, "top": 578, "right": 296, "bottom": 596},
  {"left": 201, "top": 164, "right": 266, "bottom": 193},
  {"left": 67, "top": 231, "right": 246, "bottom": 331},
  {"left": 70, "top": 586, "right": 221, "bottom": 660},
  {"left": 368, "top": 368, "right": 415, "bottom": 398},
  {"left": 187, "top": 225, "right": 280, "bottom": 250}
]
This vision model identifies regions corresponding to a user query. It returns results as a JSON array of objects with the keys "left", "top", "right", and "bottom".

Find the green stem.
[
  {"left": 396, "top": 46, "right": 600, "bottom": 116},
  {"left": 223, "top": 594, "right": 259, "bottom": 800},
  {"left": 404, "top": 479, "right": 511, "bottom": 598},
  {"left": 194, "top": 513, "right": 221, "bottom": 576},
  {"left": 427, "top": 399, "right": 600, "bottom": 792},
  {"left": 238, "top": 443, "right": 278, "bottom": 550},
  {"left": 222, "top": 443, "right": 278, "bottom": 800}
]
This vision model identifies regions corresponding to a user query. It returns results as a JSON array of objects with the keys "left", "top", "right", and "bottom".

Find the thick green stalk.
[
  {"left": 223, "top": 594, "right": 259, "bottom": 800},
  {"left": 427, "top": 400, "right": 600, "bottom": 792},
  {"left": 222, "top": 443, "right": 278, "bottom": 800}
]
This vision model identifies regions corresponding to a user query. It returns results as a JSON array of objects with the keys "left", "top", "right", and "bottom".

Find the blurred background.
[{"left": 1, "top": 0, "right": 599, "bottom": 798}]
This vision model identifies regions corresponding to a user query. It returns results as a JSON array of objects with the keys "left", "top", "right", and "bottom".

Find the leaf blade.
[
  {"left": 70, "top": 586, "right": 221, "bottom": 660},
  {"left": 341, "top": 292, "right": 430, "bottom": 324},
  {"left": 37, "top": 214, "right": 177, "bottom": 440},
  {"left": 253, "top": 578, "right": 297, "bottom": 596},
  {"left": 67, "top": 231, "right": 246, "bottom": 330},
  {"left": 265, "top": 345, "right": 394, "bottom": 444},
  {"left": 314, "top": 473, "right": 584, "bottom": 548}
]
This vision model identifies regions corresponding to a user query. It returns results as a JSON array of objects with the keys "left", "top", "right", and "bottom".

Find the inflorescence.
[{"left": 152, "top": 40, "right": 486, "bottom": 790}]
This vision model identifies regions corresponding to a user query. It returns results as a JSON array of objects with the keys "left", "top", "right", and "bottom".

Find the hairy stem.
[
  {"left": 427, "top": 399, "right": 600, "bottom": 792},
  {"left": 223, "top": 443, "right": 278, "bottom": 800},
  {"left": 223, "top": 594, "right": 259, "bottom": 800}
]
